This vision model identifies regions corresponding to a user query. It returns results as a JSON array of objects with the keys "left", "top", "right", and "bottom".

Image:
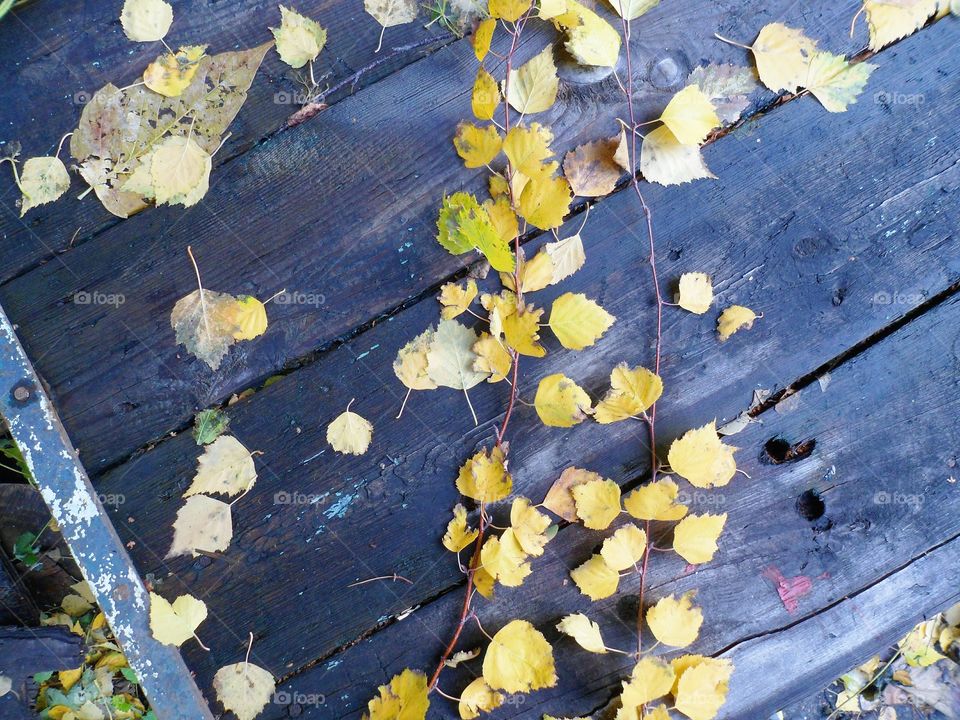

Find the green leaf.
[
  {"left": 0, "top": 436, "right": 32, "bottom": 481},
  {"left": 436, "top": 192, "right": 515, "bottom": 272},
  {"left": 120, "top": 667, "right": 139, "bottom": 684},
  {"left": 192, "top": 408, "right": 230, "bottom": 445}
]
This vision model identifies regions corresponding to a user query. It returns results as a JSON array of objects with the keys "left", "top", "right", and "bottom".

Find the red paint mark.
[{"left": 762, "top": 565, "right": 813, "bottom": 614}]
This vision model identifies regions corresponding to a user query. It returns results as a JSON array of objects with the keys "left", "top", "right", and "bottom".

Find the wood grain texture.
[
  {"left": 88, "top": 18, "right": 960, "bottom": 701},
  {"left": 0, "top": 0, "right": 878, "bottom": 471},
  {"left": 260, "top": 289, "right": 960, "bottom": 720},
  {"left": 0, "top": 626, "right": 85, "bottom": 720},
  {"left": 0, "top": 0, "right": 449, "bottom": 283}
]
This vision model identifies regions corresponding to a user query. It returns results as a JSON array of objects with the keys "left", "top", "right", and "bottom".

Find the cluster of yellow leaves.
[
  {"left": 535, "top": 361, "right": 657, "bottom": 429},
  {"left": 167, "top": 433, "right": 258, "bottom": 558},
  {"left": 735, "top": 23, "right": 877, "bottom": 112},
  {"left": 479, "top": 496, "right": 554, "bottom": 591},
  {"left": 640, "top": 83, "right": 720, "bottom": 187}
]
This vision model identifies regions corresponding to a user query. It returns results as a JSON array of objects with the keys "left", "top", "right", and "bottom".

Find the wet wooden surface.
[{"left": 1, "top": 1, "right": 958, "bottom": 718}]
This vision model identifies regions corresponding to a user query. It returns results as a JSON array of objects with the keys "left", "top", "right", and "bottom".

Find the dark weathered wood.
[
  {"left": 0, "top": 552, "right": 38, "bottom": 626},
  {"left": 261, "top": 288, "right": 960, "bottom": 719},
  {"left": 0, "top": 626, "right": 85, "bottom": 720},
  {"left": 88, "top": 19, "right": 960, "bottom": 699},
  {"left": 0, "top": 0, "right": 879, "bottom": 471},
  {"left": 0, "top": 0, "right": 450, "bottom": 283}
]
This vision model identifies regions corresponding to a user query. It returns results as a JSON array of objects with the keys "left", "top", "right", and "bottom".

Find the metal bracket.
[{"left": 0, "top": 306, "right": 214, "bottom": 720}]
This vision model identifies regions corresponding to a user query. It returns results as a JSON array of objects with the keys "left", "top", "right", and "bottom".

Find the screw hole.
[
  {"left": 764, "top": 437, "right": 816, "bottom": 464},
  {"left": 796, "top": 490, "right": 825, "bottom": 521}
]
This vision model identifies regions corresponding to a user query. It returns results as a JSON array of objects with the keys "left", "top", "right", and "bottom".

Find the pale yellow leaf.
[
  {"left": 534, "top": 373, "right": 592, "bottom": 427},
  {"left": 17, "top": 157, "right": 70, "bottom": 216},
  {"left": 667, "top": 422, "right": 737, "bottom": 489},
  {"left": 623, "top": 477, "right": 688, "bottom": 521},
  {"left": 518, "top": 172, "right": 572, "bottom": 230},
  {"left": 167, "top": 495, "right": 234, "bottom": 558},
  {"left": 646, "top": 592, "right": 703, "bottom": 648},
  {"left": 472, "top": 68, "right": 501, "bottom": 121},
  {"left": 480, "top": 530, "right": 531, "bottom": 587},
  {"left": 594, "top": 363, "right": 662, "bottom": 424},
  {"left": 503, "top": 123, "right": 555, "bottom": 178},
  {"left": 549, "top": 292, "right": 615, "bottom": 350},
  {"left": 640, "top": 125, "right": 715, "bottom": 187},
  {"left": 804, "top": 52, "right": 877, "bottom": 113},
  {"left": 572, "top": 478, "right": 621, "bottom": 530},
  {"left": 750, "top": 23, "right": 819, "bottom": 93},
  {"left": 271, "top": 5, "right": 327, "bottom": 69},
  {"left": 151, "top": 135, "right": 211, "bottom": 207},
  {"left": 544, "top": 233, "right": 586, "bottom": 283},
  {"left": 601, "top": 523, "right": 646, "bottom": 571},
  {"left": 557, "top": 613, "right": 606, "bottom": 653},
  {"left": 394, "top": 328, "right": 438, "bottom": 390},
  {"left": 458, "top": 678, "right": 503, "bottom": 720},
  {"left": 504, "top": 45, "right": 558, "bottom": 114},
  {"left": 149, "top": 592, "right": 207, "bottom": 647},
  {"left": 677, "top": 272, "right": 713, "bottom": 314},
  {"left": 717, "top": 304, "right": 757, "bottom": 340},
  {"left": 560, "top": 0, "right": 621, "bottom": 67},
  {"left": 618, "top": 657, "right": 674, "bottom": 718},
  {"left": 213, "top": 661, "right": 276, "bottom": 720},
  {"left": 364, "top": 0, "right": 418, "bottom": 28},
  {"left": 327, "top": 406, "right": 373, "bottom": 455},
  {"left": 227, "top": 296, "right": 268, "bottom": 340},
  {"left": 659, "top": 85, "right": 719, "bottom": 146},
  {"left": 185, "top": 435, "right": 257, "bottom": 497},
  {"left": 171, "top": 289, "right": 246, "bottom": 369},
  {"left": 427, "top": 319, "right": 489, "bottom": 389},
  {"left": 443, "top": 503, "right": 480, "bottom": 552},
  {"left": 864, "top": 0, "right": 938, "bottom": 50},
  {"left": 503, "top": 305, "right": 546, "bottom": 357},
  {"left": 606, "top": 0, "right": 658, "bottom": 19},
  {"left": 120, "top": 0, "right": 173, "bottom": 42},
  {"left": 571, "top": 554, "right": 619, "bottom": 600},
  {"left": 482, "top": 620, "right": 557, "bottom": 693},
  {"left": 673, "top": 513, "right": 727, "bottom": 564},
  {"left": 489, "top": 0, "right": 532, "bottom": 21}
]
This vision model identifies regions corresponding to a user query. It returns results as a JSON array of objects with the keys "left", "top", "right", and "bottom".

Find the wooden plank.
[
  {"left": 0, "top": 0, "right": 449, "bottom": 283},
  {"left": 0, "top": 0, "right": 880, "bottom": 471},
  {"left": 90, "top": 18, "right": 960, "bottom": 697},
  {"left": 0, "top": 305, "right": 215, "bottom": 719},
  {"left": 261, "top": 289, "right": 960, "bottom": 719}
]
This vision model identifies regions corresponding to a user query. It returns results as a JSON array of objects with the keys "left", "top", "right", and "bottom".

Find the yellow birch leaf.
[
  {"left": 457, "top": 446, "right": 512, "bottom": 502},
  {"left": 640, "top": 125, "right": 715, "bottom": 186},
  {"left": 667, "top": 422, "right": 737, "bottom": 489},
  {"left": 673, "top": 513, "right": 727, "bottom": 564},
  {"left": 677, "top": 272, "right": 713, "bottom": 314},
  {"left": 519, "top": 172, "right": 571, "bottom": 229},
  {"left": 717, "top": 305, "right": 757, "bottom": 340},
  {"left": 659, "top": 85, "right": 720, "bottom": 146},
  {"left": 228, "top": 296, "right": 268, "bottom": 340},
  {"left": 17, "top": 157, "right": 70, "bottom": 216},
  {"left": 213, "top": 660, "right": 276, "bottom": 720},
  {"left": 601, "top": 523, "right": 647, "bottom": 571},
  {"left": 489, "top": 173, "right": 509, "bottom": 198},
  {"left": 327, "top": 405, "right": 374, "bottom": 455},
  {"left": 151, "top": 135, "right": 211, "bottom": 207},
  {"left": 549, "top": 292, "right": 615, "bottom": 350},
  {"left": 480, "top": 530, "right": 531, "bottom": 586},
  {"left": 563, "top": 137, "right": 622, "bottom": 197},
  {"left": 606, "top": 0, "right": 658, "bottom": 19},
  {"left": 535, "top": 373, "right": 592, "bottom": 427},
  {"left": 439, "top": 279, "right": 479, "bottom": 319},
  {"left": 59, "top": 667, "right": 83, "bottom": 692},
  {"left": 473, "top": 18, "right": 496, "bottom": 61},
  {"left": 544, "top": 233, "right": 586, "bottom": 283},
  {"left": 394, "top": 328, "right": 438, "bottom": 390},
  {"left": 149, "top": 592, "right": 207, "bottom": 647},
  {"left": 482, "top": 620, "right": 557, "bottom": 693},
  {"left": 501, "top": 249, "right": 555, "bottom": 294},
  {"left": 542, "top": 467, "right": 602, "bottom": 521},
  {"left": 144, "top": 45, "right": 207, "bottom": 97},
  {"left": 454, "top": 123, "right": 503, "bottom": 168},
  {"left": 510, "top": 496, "right": 552, "bottom": 556},
  {"left": 673, "top": 656, "right": 734, "bottom": 720},
  {"left": 166, "top": 495, "right": 234, "bottom": 558},
  {"left": 472, "top": 332, "right": 512, "bottom": 383},
  {"left": 171, "top": 289, "right": 247, "bottom": 369},
  {"left": 61, "top": 593, "right": 93, "bottom": 617},
  {"left": 503, "top": 124, "right": 555, "bottom": 177},
  {"left": 623, "top": 477, "right": 688, "bottom": 521},
  {"left": 670, "top": 654, "right": 706, "bottom": 695},
  {"left": 503, "top": 305, "right": 546, "bottom": 357},
  {"left": 481, "top": 290, "right": 518, "bottom": 340},
  {"left": 556, "top": 613, "right": 606, "bottom": 653},
  {"left": 443, "top": 503, "right": 480, "bottom": 552},
  {"left": 750, "top": 23, "right": 819, "bottom": 93},
  {"left": 459, "top": 678, "right": 504, "bottom": 720},
  {"left": 185, "top": 435, "right": 257, "bottom": 497},
  {"left": 364, "top": 0, "right": 418, "bottom": 29},
  {"left": 804, "top": 52, "right": 877, "bottom": 113},
  {"left": 120, "top": 0, "right": 173, "bottom": 42},
  {"left": 571, "top": 478, "right": 621, "bottom": 530},
  {"left": 483, "top": 196, "right": 520, "bottom": 245},
  {"left": 594, "top": 363, "right": 662, "bottom": 423},
  {"left": 539, "top": 0, "right": 567, "bottom": 18},
  {"left": 864, "top": 0, "right": 938, "bottom": 50},
  {"left": 474, "top": 567, "right": 496, "bottom": 599},
  {"left": 427, "top": 319, "right": 489, "bottom": 389},
  {"left": 899, "top": 621, "right": 948, "bottom": 666},
  {"left": 472, "top": 68, "right": 501, "bottom": 121},
  {"left": 618, "top": 657, "right": 675, "bottom": 716},
  {"left": 646, "top": 592, "right": 703, "bottom": 648},
  {"left": 489, "top": 0, "right": 532, "bottom": 21},
  {"left": 564, "top": 3, "right": 620, "bottom": 67},
  {"left": 571, "top": 554, "right": 619, "bottom": 600},
  {"left": 271, "top": 5, "right": 327, "bottom": 69},
  {"left": 364, "top": 669, "right": 429, "bottom": 720},
  {"left": 504, "top": 45, "right": 558, "bottom": 114}
]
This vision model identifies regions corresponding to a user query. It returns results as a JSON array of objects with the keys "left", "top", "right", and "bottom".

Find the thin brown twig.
[{"left": 348, "top": 573, "right": 414, "bottom": 587}]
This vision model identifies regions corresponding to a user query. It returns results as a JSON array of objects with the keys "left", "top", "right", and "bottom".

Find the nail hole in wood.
[
  {"left": 763, "top": 437, "right": 816, "bottom": 464},
  {"left": 796, "top": 490, "right": 825, "bottom": 521}
]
